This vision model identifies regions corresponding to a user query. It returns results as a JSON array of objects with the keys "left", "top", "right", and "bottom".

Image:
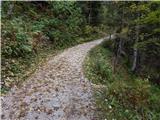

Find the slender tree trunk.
[
  {"left": 131, "top": 2, "right": 140, "bottom": 72},
  {"left": 132, "top": 48, "right": 138, "bottom": 71},
  {"left": 132, "top": 26, "right": 139, "bottom": 72},
  {"left": 118, "top": 38, "right": 122, "bottom": 55},
  {"left": 89, "top": 13, "right": 91, "bottom": 24},
  {"left": 109, "top": 31, "right": 111, "bottom": 40},
  {"left": 88, "top": 2, "right": 92, "bottom": 24},
  {"left": 7, "top": 3, "right": 14, "bottom": 17}
]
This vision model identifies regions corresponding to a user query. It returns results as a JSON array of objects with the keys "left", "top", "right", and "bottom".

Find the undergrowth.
[
  {"left": 1, "top": 1, "right": 104, "bottom": 94},
  {"left": 1, "top": 34, "right": 102, "bottom": 95},
  {"left": 84, "top": 40, "right": 160, "bottom": 120}
]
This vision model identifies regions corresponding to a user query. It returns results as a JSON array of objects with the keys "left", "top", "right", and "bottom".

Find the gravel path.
[{"left": 1, "top": 38, "right": 104, "bottom": 120}]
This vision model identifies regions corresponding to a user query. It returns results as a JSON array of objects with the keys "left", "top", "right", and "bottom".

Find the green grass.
[{"left": 84, "top": 40, "right": 160, "bottom": 120}]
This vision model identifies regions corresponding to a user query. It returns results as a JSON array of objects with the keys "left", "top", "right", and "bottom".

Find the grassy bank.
[{"left": 84, "top": 40, "right": 160, "bottom": 120}]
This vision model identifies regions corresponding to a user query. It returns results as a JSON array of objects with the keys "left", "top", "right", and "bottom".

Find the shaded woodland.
[{"left": 1, "top": 1, "right": 160, "bottom": 119}]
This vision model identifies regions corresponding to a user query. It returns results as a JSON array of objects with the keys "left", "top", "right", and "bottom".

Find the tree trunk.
[
  {"left": 88, "top": 2, "right": 92, "bottom": 24},
  {"left": 109, "top": 33, "right": 111, "bottom": 40},
  {"left": 131, "top": 26, "right": 139, "bottom": 72},
  {"left": 118, "top": 38, "right": 122, "bottom": 55},
  {"left": 7, "top": 3, "right": 14, "bottom": 17},
  {"left": 131, "top": 2, "right": 140, "bottom": 72},
  {"left": 131, "top": 47, "right": 138, "bottom": 71}
]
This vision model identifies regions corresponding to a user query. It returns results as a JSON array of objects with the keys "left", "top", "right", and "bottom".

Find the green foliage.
[
  {"left": 84, "top": 41, "right": 160, "bottom": 120},
  {"left": 85, "top": 44, "right": 113, "bottom": 85},
  {"left": 100, "top": 1, "right": 160, "bottom": 84},
  {"left": 138, "top": 9, "right": 160, "bottom": 25},
  {"left": 1, "top": 1, "right": 104, "bottom": 93},
  {"left": 2, "top": 18, "right": 32, "bottom": 58},
  {"left": 83, "top": 25, "right": 94, "bottom": 35}
]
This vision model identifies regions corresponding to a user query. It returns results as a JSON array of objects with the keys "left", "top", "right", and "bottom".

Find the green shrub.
[
  {"left": 2, "top": 18, "right": 32, "bottom": 58},
  {"left": 84, "top": 25, "right": 94, "bottom": 36}
]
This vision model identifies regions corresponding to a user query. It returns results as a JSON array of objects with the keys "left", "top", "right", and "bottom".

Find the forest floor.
[{"left": 1, "top": 38, "right": 104, "bottom": 120}]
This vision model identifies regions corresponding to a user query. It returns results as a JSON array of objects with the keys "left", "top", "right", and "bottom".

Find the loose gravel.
[{"left": 1, "top": 38, "right": 104, "bottom": 120}]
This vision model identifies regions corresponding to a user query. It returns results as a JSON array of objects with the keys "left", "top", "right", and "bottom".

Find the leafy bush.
[
  {"left": 2, "top": 18, "right": 32, "bottom": 58},
  {"left": 83, "top": 25, "right": 94, "bottom": 36}
]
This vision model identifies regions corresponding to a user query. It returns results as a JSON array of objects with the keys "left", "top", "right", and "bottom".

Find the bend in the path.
[{"left": 1, "top": 38, "right": 104, "bottom": 120}]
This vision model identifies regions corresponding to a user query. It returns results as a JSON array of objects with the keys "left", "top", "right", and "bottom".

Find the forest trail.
[{"left": 1, "top": 38, "right": 104, "bottom": 120}]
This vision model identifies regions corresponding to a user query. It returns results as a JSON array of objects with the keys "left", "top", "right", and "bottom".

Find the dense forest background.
[
  {"left": 83, "top": 1, "right": 160, "bottom": 119},
  {"left": 1, "top": 1, "right": 160, "bottom": 119},
  {"left": 102, "top": 1, "right": 160, "bottom": 85}
]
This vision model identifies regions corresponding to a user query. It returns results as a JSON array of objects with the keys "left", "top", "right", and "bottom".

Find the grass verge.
[{"left": 84, "top": 40, "right": 160, "bottom": 120}]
